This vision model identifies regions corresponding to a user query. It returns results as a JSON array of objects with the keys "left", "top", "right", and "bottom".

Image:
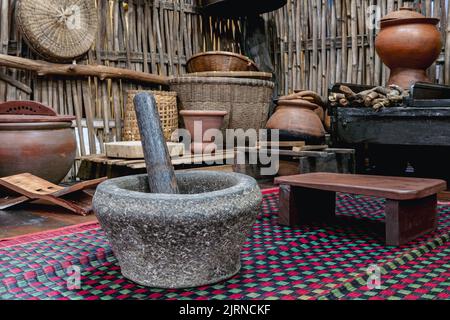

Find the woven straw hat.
[{"left": 16, "top": 0, "right": 98, "bottom": 62}]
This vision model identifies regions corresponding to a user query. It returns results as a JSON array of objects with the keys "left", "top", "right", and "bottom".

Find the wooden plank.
[
  {"left": 275, "top": 173, "right": 447, "bottom": 201},
  {"left": 105, "top": 141, "right": 185, "bottom": 159},
  {"left": 258, "top": 141, "right": 306, "bottom": 148},
  {"left": 129, "top": 150, "right": 235, "bottom": 169}
]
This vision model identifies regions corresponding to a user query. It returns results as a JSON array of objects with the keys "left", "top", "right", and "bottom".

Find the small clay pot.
[
  {"left": 375, "top": 7, "right": 442, "bottom": 89},
  {"left": 180, "top": 110, "right": 228, "bottom": 153},
  {"left": 266, "top": 101, "right": 326, "bottom": 142},
  {"left": 0, "top": 101, "right": 76, "bottom": 183}
]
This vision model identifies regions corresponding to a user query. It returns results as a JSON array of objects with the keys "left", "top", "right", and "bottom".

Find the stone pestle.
[{"left": 133, "top": 93, "right": 179, "bottom": 194}]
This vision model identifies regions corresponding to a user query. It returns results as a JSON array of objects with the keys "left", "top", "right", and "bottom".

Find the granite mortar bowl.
[{"left": 93, "top": 171, "right": 262, "bottom": 289}]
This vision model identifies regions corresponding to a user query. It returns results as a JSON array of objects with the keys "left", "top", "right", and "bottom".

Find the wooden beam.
[{"left": 0, "top": 54, "right": 169, "bottom": 86}]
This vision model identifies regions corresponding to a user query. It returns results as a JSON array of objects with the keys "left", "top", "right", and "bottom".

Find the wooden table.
[{"left": 275, "top": 173, "right": 447, "bottom": 246}]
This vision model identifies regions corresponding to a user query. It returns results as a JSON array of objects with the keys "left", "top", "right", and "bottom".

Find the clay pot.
[
  {"left": 180, "top": 110, "right": 228, "bottom": 153},
  {"left": 266, "top": 100, "right": 326, "bottom": 143},
  {"left": 375, "top": 7, "right": 442, "bottom": 89},
  {"left": 0, "top": 101, "right": 76, "bottom": 183}
]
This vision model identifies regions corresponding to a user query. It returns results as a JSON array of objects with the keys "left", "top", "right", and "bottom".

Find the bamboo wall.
[
  {"left": 0, "top": 0, "right": 242, "bottom": 158},
  {"left": 269, "top": 0, "right": 450, "bottom": 96},
  {"left": 0, "top": 0, "right": 449, "bottom": 161}
]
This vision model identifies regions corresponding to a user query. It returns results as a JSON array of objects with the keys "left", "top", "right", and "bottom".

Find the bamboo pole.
[{"left": 0, "top": 54, "right": 169, "bottom": 85}]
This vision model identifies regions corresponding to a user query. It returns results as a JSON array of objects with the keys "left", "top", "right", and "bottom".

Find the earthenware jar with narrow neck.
[{"left": 375, "top": 7, "right": 442, "bottom": 89}]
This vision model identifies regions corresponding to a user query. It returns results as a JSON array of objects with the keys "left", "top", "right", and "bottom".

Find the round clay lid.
[
  {"left": 0, "top": 101, "right": 75, "bottom": 123},
  {"left": 381, "top": 7, "right": 439, "bottom": 26},
  {"left": 381, "top": 7, "right": 426, "bottom": 21}
]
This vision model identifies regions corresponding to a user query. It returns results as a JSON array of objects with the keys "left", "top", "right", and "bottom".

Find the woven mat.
[{"left": 1, "top": 190, "right": 450, "bottom": 300}]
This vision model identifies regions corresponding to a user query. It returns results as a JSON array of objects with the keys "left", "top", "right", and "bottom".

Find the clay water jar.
[
  {"left": 266, "top": 99, "right": 326, "bottom": 143},
  {"left": 180, "top": 110, "right": 228, "bottom": 153},
  {"left": 0, "top": 101, "right": 76, "bottom": 183},
  {"left": 375, "top": 7, "right": 442, "bottom": 89}
]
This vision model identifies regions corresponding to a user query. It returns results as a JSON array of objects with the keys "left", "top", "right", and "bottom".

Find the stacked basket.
[
  {"left": 170, "top": 77, "right": 274, "bottom": 130},
  {"left": 123, "top": 90, "right": 178, "bottom": 141},
  {"left": 171, "top": 51, "right": 275, "bottom": 131}
]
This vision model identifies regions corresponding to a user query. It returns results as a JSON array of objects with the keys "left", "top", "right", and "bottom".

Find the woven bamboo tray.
[
  {"left": 187, "top": 51, "right": 259, "bottom": 73},
  {"left": 169, "top": 77, "right": 274, "bottom": 131},
  {"left": 123, "top": 90, "right": 178, "bottom": 142},
  {"left": 16, "top": 0, "right": 98, "bottom": 62}
]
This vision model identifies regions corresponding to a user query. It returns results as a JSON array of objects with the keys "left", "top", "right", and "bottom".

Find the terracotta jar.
[
  {"left": 266, "top": 99, "right": 326, "bottom": 143},
  {"left": 375, "top": 7, "right": 442, "bottom": 89},
  {"left": 180, "top": 110, "right": 228, "bottom": 154},
  {"left": 0, "top": 101, "right": 76, "bottom": 183}
]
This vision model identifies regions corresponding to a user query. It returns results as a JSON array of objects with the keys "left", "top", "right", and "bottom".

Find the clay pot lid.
[
  {"left": 0, "top": 101, "right": 75, "bottom": 123},
  {"left": 381, "top": 7, "right": 439, "bottom": 26},
  {"left": 277, "top": 99, "right": 320, "bottom": 111},
  {"left": 180, "top": 110, "right": 228, "bottom": 117}
]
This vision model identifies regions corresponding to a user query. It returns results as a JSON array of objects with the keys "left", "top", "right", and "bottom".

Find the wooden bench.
[{"left": 274, "top": 173, "right": 447, "bottom": 246}]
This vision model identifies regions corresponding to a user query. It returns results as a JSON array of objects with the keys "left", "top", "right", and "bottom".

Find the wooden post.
[
  {"left": 278, "top": 184, "right": 336, "bottom": 226},
  {"left": 385, "top": 195, "right": 438, "bottom": 246},
  {"left": 133, "top": 93, "right": 179, "bottom": 194}
]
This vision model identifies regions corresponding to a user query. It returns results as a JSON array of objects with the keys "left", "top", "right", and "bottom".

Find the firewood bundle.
[{"left": 329, "top": 85, "right": 409, "bottom": 111}]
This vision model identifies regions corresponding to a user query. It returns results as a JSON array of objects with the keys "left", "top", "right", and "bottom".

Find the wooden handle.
[{"left": 134, "top": 93, "right": 179, "bottom": 194}]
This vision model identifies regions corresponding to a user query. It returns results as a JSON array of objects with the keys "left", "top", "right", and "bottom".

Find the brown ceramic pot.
[
  {"left": 375, "top": 7, "right": 442, "bottom": 89},
  {"left": 266, "top": 101, "right": 326, "bottom": 141},
  {"left": 180, "top": 110, "right": 228, "bottom": 154},
  {"left": 0, "top": 101, "right": 76, "bottom": 183}
]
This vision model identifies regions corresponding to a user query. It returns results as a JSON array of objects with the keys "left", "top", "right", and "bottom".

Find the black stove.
[{"left": 328, "top": 82, "right": 450, "bottom": 181}]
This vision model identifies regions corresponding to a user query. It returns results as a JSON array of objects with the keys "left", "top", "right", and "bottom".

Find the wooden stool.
[{"left": 275, "top": 173, "right": 447, "bottom": 246}]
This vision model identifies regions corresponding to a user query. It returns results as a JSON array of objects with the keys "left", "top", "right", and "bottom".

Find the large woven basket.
[
  {"left": 187, "top": 51, "right": 259, "bottom": 73},
  {"left": 169, "top": 77, "right": 274, "bottom": 131},
  {"left": 123, "top": 90, "right": 178, "bottom": 142},
  {"left": 16, "top": 0, "right": 98, "bottom": 62}
]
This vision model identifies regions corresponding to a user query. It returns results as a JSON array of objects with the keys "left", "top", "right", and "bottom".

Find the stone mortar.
[{"left": 93, "top": 171, "right": 262, "bottom": 289}]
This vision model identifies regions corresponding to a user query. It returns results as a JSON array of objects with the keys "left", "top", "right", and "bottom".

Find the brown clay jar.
[
  {"left": 0, "top": 101, "right": 76, "bottom": 183},
  {"left": 375, "top": 7, "right": 442, "bottom": 89},
  {"left": 180, "top": 110, "right": 228, "bottom": 154},
  {"left": 266, "top": 99, "right": 326, "bottom": 142}
]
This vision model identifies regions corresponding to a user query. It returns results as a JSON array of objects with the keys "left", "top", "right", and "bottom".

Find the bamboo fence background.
[
  {"left": 268, "top": 0, "right": 450, "bottom": 96},
  {"left": 0, "top": 0, "right": 245, "bottom": 158},
  {"left": 0, "top": 0, "right": 449, "bottom": 160}
]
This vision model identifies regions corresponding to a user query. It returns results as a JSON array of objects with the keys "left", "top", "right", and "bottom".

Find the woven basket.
[
  {"left": 123, "top": 90, "right": 178, "bottom": 142},
  {"left": 187, "top": 51, "right": 259, "bottom": 73},
  {"left": 16, "top": 0, "right": 98, "bottom": 62},
  {"left": 169, "top": 77, "right": 274, "bottom": 131}
]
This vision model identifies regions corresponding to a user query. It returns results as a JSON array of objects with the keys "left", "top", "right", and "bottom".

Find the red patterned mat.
[{"left": 1, "top": 189, "right": 449, "bottom": 300}]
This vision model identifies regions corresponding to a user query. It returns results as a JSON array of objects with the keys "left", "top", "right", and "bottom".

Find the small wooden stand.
[
  {"left": 0, "top": 173, "right": 106, "bottom": 216},
  {"left": 275, "top": 173, "right": 447, "bottom": 246}
]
